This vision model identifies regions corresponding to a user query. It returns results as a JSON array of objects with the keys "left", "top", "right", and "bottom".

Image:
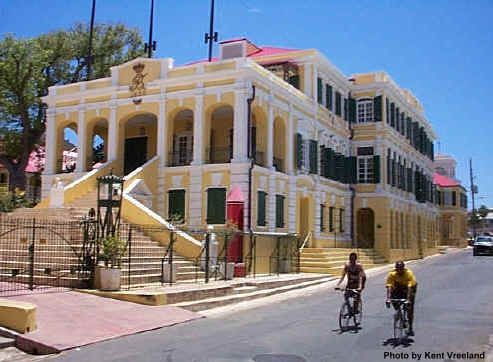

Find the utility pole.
[
  {"left": 204, "top": 0, "right": 218, "bottom": 62},
  {"left": 144, "top": 0, "right": 157, "bottom": 58},
  {"left": 470, "top": 158, "right": 477, "bottom": 238},
  {"left": 87, "top": 0, "right": 96, "bottom": 80}
]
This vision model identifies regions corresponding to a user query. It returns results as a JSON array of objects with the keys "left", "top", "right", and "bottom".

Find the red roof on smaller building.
[
  {"left": 434, "top": 173, "right": 460, "bottom": 187},
  {"left": 227, "top": 185, "right": 246, "bottom": 203}
]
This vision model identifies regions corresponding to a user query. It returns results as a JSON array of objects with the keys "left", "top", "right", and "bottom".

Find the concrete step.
[{"left": 172, "top": 276, "right": 334, "bottom": 312}]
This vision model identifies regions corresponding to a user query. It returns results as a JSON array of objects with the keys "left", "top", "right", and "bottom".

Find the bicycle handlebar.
[{"left": 335, "top": 287, "right": 360, "bottom": 294}]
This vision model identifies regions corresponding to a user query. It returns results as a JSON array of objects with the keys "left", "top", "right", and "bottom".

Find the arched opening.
[
  {"left": 57, "top": 123, "right": 78, "bottom": 173},
  {"left": 357, "top": 208, "right": 375, "bottom": 249},
  {"left": 207, "top": 105, "right": 233, "bottom": 164},
  {"left": 251, "top": 107, "right": 267, "bottom": 167},
  {"left": 90, "top": 119, "right": 108, "bottom": 169},
  {"left": 169, "top": 109, "right": 194, "bottom": 166},
  {"left": 122, "top": 113, "right": 157, "bottom": 175},
  {"left": 273, "top": 117, "right": 286, "bottom": 172}
]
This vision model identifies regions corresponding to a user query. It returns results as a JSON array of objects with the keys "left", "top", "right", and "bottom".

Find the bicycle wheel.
[
  {"left": 353, "top": 298, "right": 363, "bottom": 326},
  {"left": 393, "top": 310, "right": 406, "bottom": 340},
  {"left": 339, "top": 302, "right": 352, "bottom": 331}
]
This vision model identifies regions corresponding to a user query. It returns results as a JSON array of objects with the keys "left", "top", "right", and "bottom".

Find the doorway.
[
  {"left": 357, "top": 208, "right": 375, "bottom": 248},
  {"left": 124, "top": 137, "right": 147, "bottom": 175}
]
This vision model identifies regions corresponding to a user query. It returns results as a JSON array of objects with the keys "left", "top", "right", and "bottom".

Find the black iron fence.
[
  {"left": 0, "top": 215, "right": 95, "bottom": 295},
  {"left": 206, "top": 146, "right": 232, "bottom": 164}
]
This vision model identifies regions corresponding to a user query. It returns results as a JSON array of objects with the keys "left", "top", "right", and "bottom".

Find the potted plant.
[{"left": 97, "top": 234, "right": 127, "bottom": 291}]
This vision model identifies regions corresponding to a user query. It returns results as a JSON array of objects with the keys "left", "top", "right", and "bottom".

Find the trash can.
[
  {"left": 234, "top": 263, "right": 246, "bottom": 277},
  {"left": 219, "top": 262, "right": 235, "bottom": 280}
]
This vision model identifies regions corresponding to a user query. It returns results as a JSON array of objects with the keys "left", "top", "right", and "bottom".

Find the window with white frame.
[
  {"left": 357, "top": 99, "right": 374, "bottom": 123},
  {"left": 357, "top": 147, "right": 374, "bottom": 183}
]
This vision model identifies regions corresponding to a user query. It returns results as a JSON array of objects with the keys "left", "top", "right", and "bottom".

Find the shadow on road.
[
  {"left": 382, "top": 337, "right": 414, "bottom": 348},
  {"left": 332, "top": 325, "right": 363, "bottom": 334}
]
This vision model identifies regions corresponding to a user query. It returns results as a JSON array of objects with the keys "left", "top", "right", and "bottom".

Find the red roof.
[
  {"left": 185, "top": 40, "right": 300, "bottom": 65},
  {"left": 434, "top": 173, "right": 460, "bottom": 187},
  {"left": 227, "top": 185, "right": 246, "bottom": 203}
]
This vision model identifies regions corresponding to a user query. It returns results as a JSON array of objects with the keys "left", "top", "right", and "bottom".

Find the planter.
[
  {"left": 279, "top": 259, "right": 292, "bottom": 273},
  {"left": 162, "top": 263, "right": 179, "bottom": 283},
  {"left": 219, "top": 262, "right": 235, "bottom": 280},
  {"left": 99, "top": 267, "right": 121, "bottom": 291}
]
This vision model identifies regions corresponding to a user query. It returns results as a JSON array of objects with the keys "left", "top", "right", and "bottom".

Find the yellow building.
[
  {"left": 433, "top": 153, "right": 468, "bottom": 246},
  {"left": 38, "top": 38, "right": 442, "bottom": 270}
]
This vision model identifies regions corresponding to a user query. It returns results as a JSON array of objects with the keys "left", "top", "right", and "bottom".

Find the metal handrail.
[{"left": 299, "top": 231, "right": 312, "bottom": 253}]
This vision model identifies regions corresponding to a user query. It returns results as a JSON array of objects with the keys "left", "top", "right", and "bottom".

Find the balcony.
[
  {"left": 168, "top": 151, "right": 193, "bottom": 167},
  {"left": 206, "top": 147, "right": 232, "bottom": 164}
]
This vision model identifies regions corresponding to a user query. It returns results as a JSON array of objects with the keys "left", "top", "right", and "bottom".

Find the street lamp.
[{"left": 97, "top": 173, "right": 124, "bottom": 239}]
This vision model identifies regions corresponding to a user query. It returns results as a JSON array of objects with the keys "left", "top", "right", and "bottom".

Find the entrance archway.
[
  {"left": 357, "top": 208, "right": 375, "bottom": 248},
  {"left": 123, "top": 113, "right": 157, "bottom": 175}
]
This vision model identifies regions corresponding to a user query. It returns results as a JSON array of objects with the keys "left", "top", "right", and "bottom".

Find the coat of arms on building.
[{"left": 130, "top": 63, "right": 147, "bottom": 104}]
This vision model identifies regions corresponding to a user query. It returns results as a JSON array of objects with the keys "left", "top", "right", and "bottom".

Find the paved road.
[{"left": 51, "top": 249, "right": 493, "bottom": 362}]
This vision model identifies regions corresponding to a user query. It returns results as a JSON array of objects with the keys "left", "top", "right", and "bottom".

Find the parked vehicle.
[{"left": 473, "top": 236, "right": 493, "bottom": 256}]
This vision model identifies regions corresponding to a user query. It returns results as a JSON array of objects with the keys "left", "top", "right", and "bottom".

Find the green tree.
[{"left": 0, "top": 23, "right": 144, "bottom": 191}]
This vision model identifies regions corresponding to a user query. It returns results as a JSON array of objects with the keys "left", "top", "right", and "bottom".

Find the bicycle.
[
  {"left": 387, "top": 299, "right": 409, "bottom": 341},
  {"left": 335, "top": 288, "right": 362, "bottom": 331}
]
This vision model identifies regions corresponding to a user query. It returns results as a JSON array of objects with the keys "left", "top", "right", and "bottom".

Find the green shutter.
[
  {"left": 320, "top": 205, "right": 325, "bottom": 231},
  {"left": 452, "top": 191, "right": 457, "bottom": 206},
  {"left": 328, "top": 149, "right": 335, "bottom": 179},
  {"left": 289, "top": 75, "right": 299, "bottom": 89},
  {"left": 327, "top": 85, "right": 333, "bottom": 110},
  {"left": 373, "top": 95, "right": 382, "bottom": 122},
  {"left": 373, "top": 155, "right": 380, "bottom": 184},
  {"left": 276, "top": 195, "right": 285, "bottom": 228},
  {"left": 343, "top": 98, "right": 348, "bottom": 121},
  {"left": 329, "top": 207, "right": 334, "bottom": 232},
  {"left": 168, "top": 190, "right": 185, "bottom": 222},
  {"left": 309, "top": 140, "right": 318, "bottom": 174},
  {"left": 386, "top": 98, "right": 390, "bottom": 124},
  {"left": 349, "top": 98, "right": 356, "bottom": 123},
  {"left": 257, "top": 191, "right": 266, "bottom": 226},
  {"left": 406, "top": 117, "right": 412, "bottom": 140},
  {"left": 390, "top": 103, "right": 395, "bottom": 127},
  {"left": 335, "top": 92, "right": 342, "bottom": 116},
  {"left": 295, "top": 133, "right": 303, "bottom": 169},
  {"left": 207, "top": 188, "right": 226, "bottom": 224},
  {"left": 317, "top": 77, "right": 323, "bottom": 104},
  {"left": 395, "top": 107, "right": 400, "bottom": 132}
]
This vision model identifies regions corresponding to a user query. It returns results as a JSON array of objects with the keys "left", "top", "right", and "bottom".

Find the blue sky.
[{"left": 1, "top": 0, "right": 492, "bottom": 208}]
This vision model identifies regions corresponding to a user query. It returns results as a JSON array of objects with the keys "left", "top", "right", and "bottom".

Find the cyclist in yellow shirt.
[{"left": 386, "top": 260, "right": 418, "bottom": 336}]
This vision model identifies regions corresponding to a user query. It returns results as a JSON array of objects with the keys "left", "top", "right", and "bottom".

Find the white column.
[
  {"left": 157, "top": 94, "right": 167, "bottom": 166},
  {"left": 76, "top": 109, "right": 87, "bottom": 172},
  {"left": 44, "top": 110, "right": 57, "bottom": 174},
  {"left": 108, "top": 104, "right": 118, "bottom": 161},
  {"left": 189, "top": 168, "right": 203, "bottom": 227},
  {"left": 266, "top": 98, "right": 274, "bottom": 169},
  {"left": 192, "top": 92, "right": 204, "bottom": 165},
  {"left": 232, "top": 86, "right": 249, "bottom": 163},
  {"left": 287, "top": 105, "right": 294, "bottom": 175}
]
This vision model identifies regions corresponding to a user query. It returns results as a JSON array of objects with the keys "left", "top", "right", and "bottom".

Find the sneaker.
[{"left": 407, "top": 330, "right": 415, "bottom": 337}]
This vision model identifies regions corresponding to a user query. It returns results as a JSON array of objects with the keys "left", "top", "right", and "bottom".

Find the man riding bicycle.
[
  {"left": 386, "top": 260, "right": 417, "bottom": 336},
  {"left": 335, "top": 252, "right": 366, "bottom": 315}
]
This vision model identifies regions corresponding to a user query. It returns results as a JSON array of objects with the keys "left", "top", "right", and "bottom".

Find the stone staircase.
[
  {"left": 299, "top": 248, "right": 387, "bottom": 275},
  {"left": 9, "top": 191, "right": 205, "bottom": 287}
]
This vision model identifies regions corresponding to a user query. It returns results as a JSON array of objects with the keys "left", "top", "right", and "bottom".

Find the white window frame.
[
  {"left": 357, "top": 99, "right": 374, "bottom": 123},
  {"left": 358, "top": 156, "right": 374, "bottom": 183}
]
